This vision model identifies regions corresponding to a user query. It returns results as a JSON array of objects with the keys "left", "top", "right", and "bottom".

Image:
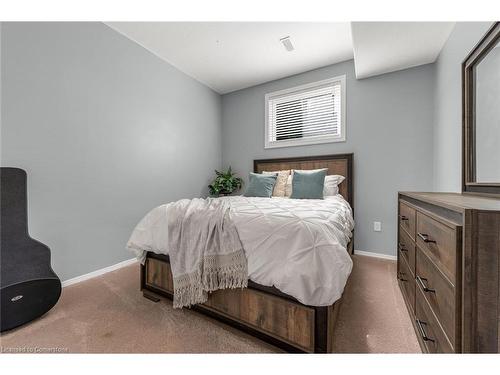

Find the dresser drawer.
[
  {"left": 398, "top": 226, "right": 415, "bottom": 275},
  {"left": 415, "top": 287, "right": 454, "bottom": 353},
  {"left": 416, "top": 248, "right": 456, "bottom": 347},
  {"left": 398, "top": 251, "right": 415, "bottom": 315},
  {"left": 416, "top": 212, "right": 458, "bottom": 284},
  {"left": 399, "top": 201, "right": 416, "bottom": 239}
]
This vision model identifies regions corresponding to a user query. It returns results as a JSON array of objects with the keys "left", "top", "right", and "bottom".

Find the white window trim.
[{"left": 264, "top": 75, "right": 346, "bottom": 149}]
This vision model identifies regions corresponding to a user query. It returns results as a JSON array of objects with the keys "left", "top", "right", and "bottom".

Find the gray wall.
[
  {"left": 221, "top": 60, "right": 435, "bottom": 256},
  {"left": 433, "top": 22, "right": 494, "bottom": 191},
  {"left": 1, "top": 22, "right": 222, "bottom": 281}
]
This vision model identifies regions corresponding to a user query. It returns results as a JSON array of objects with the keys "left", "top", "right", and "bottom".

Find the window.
[{"left": 265, "top": 75, "right": 346, "bottom": 148}]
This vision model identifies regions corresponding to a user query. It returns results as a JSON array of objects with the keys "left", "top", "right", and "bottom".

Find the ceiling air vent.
[{"left": 280, "top": 36, "right": 294, "bottom": 52}]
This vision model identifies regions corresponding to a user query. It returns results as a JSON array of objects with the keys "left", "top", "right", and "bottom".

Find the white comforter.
[{"left": 127, "top": 195, "right": 354, "bottom": 306}]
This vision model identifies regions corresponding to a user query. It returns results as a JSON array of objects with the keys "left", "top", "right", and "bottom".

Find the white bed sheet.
[{"left": 127, "top": 195, "right": 354, "bottom": 306}]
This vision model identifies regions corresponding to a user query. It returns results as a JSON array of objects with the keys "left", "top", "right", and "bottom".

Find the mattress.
[{"left": 127, "top": 195, "right": 354, "bottom": 306}]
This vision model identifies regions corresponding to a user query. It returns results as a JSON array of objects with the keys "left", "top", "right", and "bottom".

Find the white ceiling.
[
  {"left": 351, "top": 22, "right": 455, "bottom": 79},
  {"left": 106, "top": 22, "right": 455, "bottom": 94},
  {"left": 106, "top": 22, "right": 353, "bottom": 94}
]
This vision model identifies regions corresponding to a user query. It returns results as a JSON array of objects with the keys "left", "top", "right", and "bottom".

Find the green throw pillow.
[
  {"left": 290, "top": 169, "right": 327, "bottom": 199},
  {"left": 243, "top": 173, "right": 277, "bottom": 198}
]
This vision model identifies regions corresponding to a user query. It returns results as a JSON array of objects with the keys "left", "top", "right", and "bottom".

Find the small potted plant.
[{"left": 208, "top": 167, "right": 243, "bottom": 197}]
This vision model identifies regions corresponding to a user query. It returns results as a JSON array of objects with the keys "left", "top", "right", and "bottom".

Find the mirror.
[
  {"left": 475, "top": 39, "right": 500, "bottom": 182},
  {"left": 463, "top": 22, "right": 500, "bottom": 195}
]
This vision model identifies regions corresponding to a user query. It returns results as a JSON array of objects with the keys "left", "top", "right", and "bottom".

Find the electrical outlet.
[{"left": 374, "top": 221, "right": 382, "bottom": 232}]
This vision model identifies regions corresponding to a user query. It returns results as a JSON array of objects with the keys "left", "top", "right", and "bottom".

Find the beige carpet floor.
[{"left": 0, "top": 255, "right": 420, "bottom": 353}]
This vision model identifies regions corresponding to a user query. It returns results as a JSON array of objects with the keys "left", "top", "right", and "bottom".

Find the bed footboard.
[{"left": 140, "top": 252, "right": 342, "bottom": 353}]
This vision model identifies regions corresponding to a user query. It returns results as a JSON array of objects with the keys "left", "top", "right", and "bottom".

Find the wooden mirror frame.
[{"left": 462, "top": 22, "right": 500, "bottom": 196}]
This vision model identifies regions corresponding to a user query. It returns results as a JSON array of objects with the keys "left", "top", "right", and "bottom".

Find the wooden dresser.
[{"left": 397, "top": 192, "right": 500, "bottom": 353}]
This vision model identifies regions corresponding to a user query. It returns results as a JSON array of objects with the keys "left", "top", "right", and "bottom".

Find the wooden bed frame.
[{"left": 141, "top": 153, "right": 354, "bottom": 353}]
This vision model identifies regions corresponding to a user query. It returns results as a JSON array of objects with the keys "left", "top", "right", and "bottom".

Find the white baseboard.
[
  {"left": 62, "top": 258, "right": 138, "bottom": 287},
  {"left": 354, "top": 250, "right": 397, "bottom": 261}
]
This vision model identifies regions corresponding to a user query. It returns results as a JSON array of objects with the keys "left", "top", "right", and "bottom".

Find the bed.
[{"left": 130, "top": 153, "right": 354, "bottom": 353}]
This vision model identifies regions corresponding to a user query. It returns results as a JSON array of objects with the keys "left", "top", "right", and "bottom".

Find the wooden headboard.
[{"left": 253, "top": 153, "right": 354, "bottom": 209}]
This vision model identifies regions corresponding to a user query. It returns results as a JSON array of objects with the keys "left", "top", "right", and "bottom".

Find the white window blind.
[{"left": 265, "top": 76, "right": 346, "bottom": 148}]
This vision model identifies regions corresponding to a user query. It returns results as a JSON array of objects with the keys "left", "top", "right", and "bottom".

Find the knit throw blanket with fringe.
[{"left": 167, "top": 197, "right": 247, "bottom": 308}]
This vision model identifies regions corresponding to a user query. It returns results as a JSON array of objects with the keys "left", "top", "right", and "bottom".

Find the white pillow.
[
  {"left": 323, "top": 175, "right": 345, "bottom": 196},
  {"left": 285, "top": 171, "right": 345, "bottom": 197}
]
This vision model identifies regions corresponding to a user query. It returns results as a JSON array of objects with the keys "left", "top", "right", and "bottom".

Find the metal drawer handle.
[
  {"left": 398, "top": 243, "right": 408, "bottom": 252},
  {"left": 398, "top": 271, "right": 407, "bottom": 282},
  {"left": 416, "top": 276, "right": 435, "bottom": 293},
  {"left": 417, "top": 232, "right": 436, "bottom": 243},
  {"left": 416, "top": 319, "right": 435, "bottom": 342},
  {"left": 399, "top": 215, "right": 409, "bottom": 221}
]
